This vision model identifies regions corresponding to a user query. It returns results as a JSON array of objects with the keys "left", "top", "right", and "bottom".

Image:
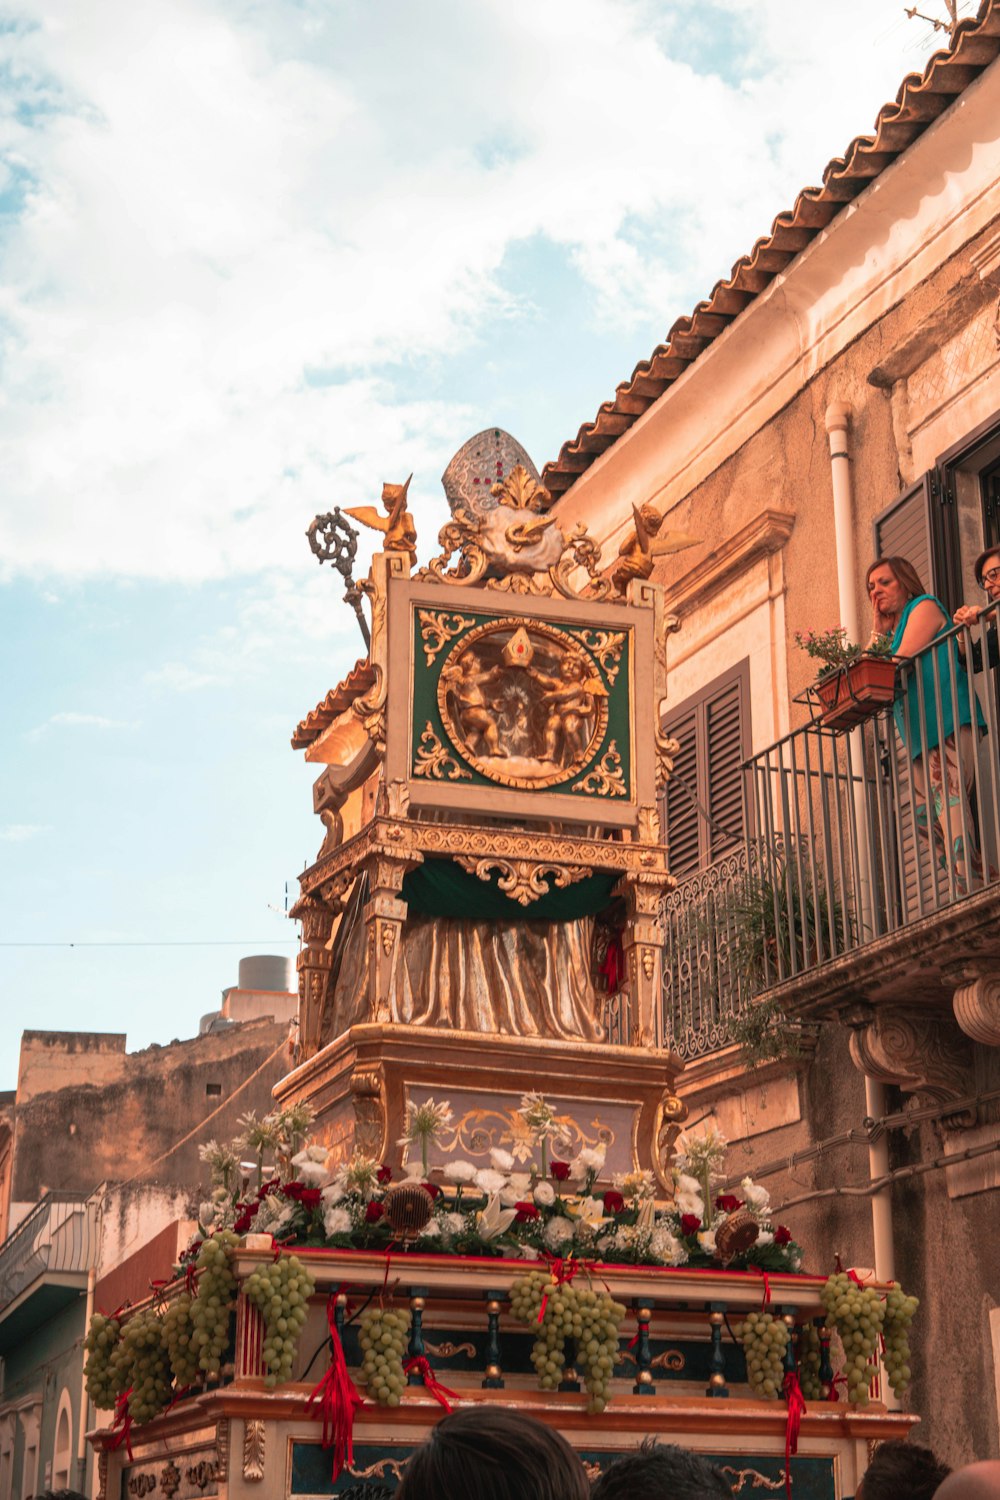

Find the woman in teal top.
[{"left": 866, "top": 555, "right": 985, "bottom": 890}]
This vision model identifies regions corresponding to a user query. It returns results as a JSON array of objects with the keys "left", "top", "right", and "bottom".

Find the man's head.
[
  {"left": 397, "top": 1407, "right": 589, "bottom": 1500},
  {"left": 856, "top": 1441, "right": 950, "bottom": 1500},
  {"left": 590, "top": 1439, "right": 732, "bottom": 1500}
]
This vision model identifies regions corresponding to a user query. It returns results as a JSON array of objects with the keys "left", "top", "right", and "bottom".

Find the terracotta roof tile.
[
  {"left": 541, "top": 0, "right": 1000, "bottom": 498},
  {"left": 291, "top": 659, "right": 376, "bottom": 749}
]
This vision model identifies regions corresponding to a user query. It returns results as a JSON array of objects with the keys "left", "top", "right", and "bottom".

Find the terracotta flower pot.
[{"left": 815, "top": 657, "right": 896, "bottom": 731}]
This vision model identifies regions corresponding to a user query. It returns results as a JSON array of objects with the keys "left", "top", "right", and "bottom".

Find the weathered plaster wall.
[{"left": 9, "top": 1017, "right": 291, "bottom": 1205}]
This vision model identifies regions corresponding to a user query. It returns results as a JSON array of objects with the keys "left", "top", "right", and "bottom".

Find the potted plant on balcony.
[{"left": 795, "top": 627, "right": 896, "bottom": 731}]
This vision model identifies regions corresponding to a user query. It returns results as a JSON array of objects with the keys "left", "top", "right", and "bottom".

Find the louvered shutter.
[
  {"left": 705, "top": 680, "right": 746, "bottom": 861},
  {"left": 664, "top": 708, "right": 700, "bottom": 876},
  {"left": 662, "top": 661, "right": 749, "bottom": 874}
]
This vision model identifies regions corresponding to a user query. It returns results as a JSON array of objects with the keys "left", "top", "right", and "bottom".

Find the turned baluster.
[
  {"left": 631, "top": 1301, "right": 655, "bottom": 1396},
  {"left": 407, "top": 1287, "right": 428, "bottom": 1385},
  {"left": 817, "top": 1318, "right": 835, "bottom": 1397},
  {"left": 706, "top": 1305, "right": 728, "bottom": 1398},
  {"left": 482, "top": 1289, "right": 505, "bottom": 1390}
]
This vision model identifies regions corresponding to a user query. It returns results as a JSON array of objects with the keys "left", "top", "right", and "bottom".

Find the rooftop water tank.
[{"left": 238, "top": 954, "right": 294, "bottom": 993}]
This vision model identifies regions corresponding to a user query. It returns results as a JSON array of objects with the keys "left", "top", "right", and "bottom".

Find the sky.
[{"left": 0, "top": 0, "right": 970, "bottom": 1088}]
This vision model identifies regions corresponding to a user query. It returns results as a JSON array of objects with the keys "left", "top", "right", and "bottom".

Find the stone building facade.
[{"left": 544, "top": 6, "right": 1000, "bottom": 1466}]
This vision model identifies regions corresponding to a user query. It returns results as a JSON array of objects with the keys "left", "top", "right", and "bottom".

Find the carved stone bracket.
[
  {"left": 952, "top": 971, "right": 1000, "bottom": 1045},
  {"left": 350, "top": 1067, "right": 388, "bottom": 1159},
  {"left": 846, "top": 1006, "right": 976, "bottom": 1121},
  {"left": 294, "top": 898, "right": 337, "bottom": 1061},
  {"left": 242, "top": 1420, "right": 265, "bottom": 1483},
  {"left": 652, "top": 1090, "right": 689, "bottom": 1193},
  {"left": 615, "top": 874, "right": 668, "bottom": 1049},
  {"left": 454, "top": 855, "right": 592, "bottom": 906}
]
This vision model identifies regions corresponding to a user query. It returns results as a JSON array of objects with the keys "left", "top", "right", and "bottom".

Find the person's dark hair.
[
  {"left": 397, "top": 1407, "right": 589, "bottom": 1500},
  {"left": 866, "top": 556, "right": 927, "bottom": 604},
  {"left": 33, "top": 1492, "right": 90, "bottom": 1500},
  {"left": 857, "top": 1439, "right": 950, "bottom": 1500},
  {"left": 973, "top": 545, "right": 1000, "bottom": 587},
  {"left": 590, "top": 1439, "right": 732, "bottom": 1500}
]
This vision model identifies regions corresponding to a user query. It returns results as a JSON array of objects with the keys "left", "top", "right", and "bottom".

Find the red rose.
[
  {"left": 283, "top": 1182, "right": 321, "bottom": 1209},
  {"left": 377, "top": 1164, "right": 392, "bottom": 1184},
  {"left": 550, "top": 1160, "right": 571, "bottom": 1181},
  {"left": 774, "top": 1225, "right": 792, "bottom": 1246},
  {"left": 715, "top": 1194, "right": 744, "bottom": 1214},
  {"left": 680, "top": 1213, "right": 702, "bottom": 1236},
  {"left": 421, "top": 1181, "right": 442, "bottom": 1200},
  {"left": 365, "top": 1200, "right": 385, "bottom": 1223},
  {"left": 233, "top": 1205, "right": 256, "bottom": 1234},
  {"left": 257, "top": 1179, "right": 280, "bottom": 1200},
  {"left": 514, "top": 1201, "right": 540, "bottom": 1222},
  {"left": 602, "top": 1190, "right": 625, "bottom": 1214}
]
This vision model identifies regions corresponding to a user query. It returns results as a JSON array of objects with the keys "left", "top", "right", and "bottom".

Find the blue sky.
[{"left": 0, "top": 0, "right": 965, "bottom": 1086}]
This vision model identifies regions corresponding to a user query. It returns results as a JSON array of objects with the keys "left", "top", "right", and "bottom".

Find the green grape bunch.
[
  {"left": 737, "top": 1311, "right": 789, "bottom": 1399},
  {"left": 882, "top": 1286, "right": 918, "bottom": 1397},
  {"left": 115, "top": 1308, "right": 174, "bottom": 1424},
  {"left": 357, "top": 1304, "right": 411, "bottom": 1407},
  {"left": 821, "top": 1272, "right": 885, "bottom": 1406},
  {"left": 190, "top": 1229, "right": 240, "bottom": 1377},
  {"left": 797, "top": 1321, "right": 823, "bottom": 1401},
  {"left": 84, "top": 1311, "right": 125, "bottom": 1410},
  {"left": 161, "top": 1291, "right": 199, "bottom": 1389},
  {"left": 244, "top": 1253, "right": 317, "bottom": 1388},
  {"left": 510, "top": 1271, "right": 625, "bottom": 1415}
]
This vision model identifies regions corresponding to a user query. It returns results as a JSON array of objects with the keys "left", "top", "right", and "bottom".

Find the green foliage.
[{"left": 795, "top": 627, "right": 894, "bottom": 677}]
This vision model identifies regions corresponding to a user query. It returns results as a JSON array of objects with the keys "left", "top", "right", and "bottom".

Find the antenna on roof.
[{"left": 903, "top": 0, "right": 961, "bottom": 41}]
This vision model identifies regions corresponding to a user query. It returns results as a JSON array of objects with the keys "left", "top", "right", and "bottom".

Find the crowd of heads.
[{"left": 387, "top": 1413, "right": 999, "bottom": 1500}]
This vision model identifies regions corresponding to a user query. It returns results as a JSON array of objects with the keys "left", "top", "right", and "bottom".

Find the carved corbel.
[
  {"left": 313, "top": 769, "right": 346, "bottom": 858},
  {"left": 846, "top": 1006, "right": 976, "bottom": 1122},
  {"left": 293, "top": 897, "right": 336, "bottom": 1061},
  {"left": 614, "top": 873, "right": 668, "bottom": 1048},
  {"left": 652, "top": 1090, "right": 688, "bottom": 1193},
  {"left": 952, "top": 971, "right": 1000, "bottom": 1046},
  {"left": 364, "top": 852, "right": 422, "bottom": 1023},
  {"left": 350, "top": 1067, "right": 388, "bottom": 1159}
]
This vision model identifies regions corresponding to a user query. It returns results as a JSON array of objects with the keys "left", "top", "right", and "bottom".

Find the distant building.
[{"left": 0, "top": 957, "right": 295, "bottom": 1500}]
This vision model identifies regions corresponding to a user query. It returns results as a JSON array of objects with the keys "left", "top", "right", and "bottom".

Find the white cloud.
[
  {"left": 26, "top": 711, "right": 137, "bottom": 740},
  {"left": 143, "top": 663, "right": 221, "bottom": 692},
  {"left": 0, "top": 823, "right": 50, "bottom": 842},
  {"left": 0, "top": 0, "right": 946, "bottom": 582}
]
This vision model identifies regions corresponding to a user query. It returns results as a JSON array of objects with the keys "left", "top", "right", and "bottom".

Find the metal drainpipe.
[
  {"left": 77, "top": 1265, "right": 96, "bottom": 1492},
  {"left": 825, "top": 401, "right": 897, "bottom": 1287}
]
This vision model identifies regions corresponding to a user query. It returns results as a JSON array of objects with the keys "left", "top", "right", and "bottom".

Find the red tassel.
[
  {"left": 402, "top": 1356, "right": 457, "bottom": 1412},
  {"left": 308, "top": 1296, "right": 365, "bottom": 1482},
  {"left": 782, "top": 1371, "right": 806, "bottom": 1500},
  {"left": 751, "top": 1265, "right": 772, "bottom": 1308},
  {"left": 109, "top": 1388, "right": 134, "bottom": 1462}
]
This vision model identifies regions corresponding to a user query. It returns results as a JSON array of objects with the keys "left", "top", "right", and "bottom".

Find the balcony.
[
  {"left": 660, "top": 604, "right": 1000, "bottom": 1101},
  {"left": 0, "top": 1193, "right": 98, "bottom": 1351}
]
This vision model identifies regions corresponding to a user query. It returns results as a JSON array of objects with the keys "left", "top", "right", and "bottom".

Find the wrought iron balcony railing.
[
  {"left": 0, "top": 1192, "right": 98, "bottom": 1309},
  {"left": 660, "top": 601, "right": 1000, "bottom": 1056}
]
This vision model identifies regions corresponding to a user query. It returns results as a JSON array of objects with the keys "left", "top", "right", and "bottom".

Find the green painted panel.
[{"left": 409, "top": 608, "right": 633, "bottom": 802}]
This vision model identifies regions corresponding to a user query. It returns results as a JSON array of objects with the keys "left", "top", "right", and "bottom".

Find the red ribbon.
[
  {"left": 109, "top": 1388, "right": 134, "bottom": 1461},
  {"left": 846, "top": 1269, "right": 866, "bottom": 1289},
  {"left": 825, "top": 1373, "right": 847, "bottom": 1403},
  {"left": 751, "top": 1265, "right": 772, "bottom": 1308},
  {"left": 184, "top": 1261, "right": 199, "bottom": 1296},
  {"left": 782, "top": 1371, "right": 806, "bottom": 1500},
  {"left": 307, "top": 1294, "right": 365, "bottom": 1481},
  {"left": 537, "top": 1255, "right": 579, "bottom": 1324},
  {"left": 402, "top": 1356, "right": 456, "bottom": 1412}
]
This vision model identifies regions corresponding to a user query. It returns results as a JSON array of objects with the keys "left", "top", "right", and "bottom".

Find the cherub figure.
[
  {"left": 440, "top": 650, "right": 506, "bottom": 758},
  {"left": 345, "top": 475, "right": 418, "bottom": 564},
  {"left": 611, "top": 502, "right": 699, "bottom": 594},
  {"left": 529, "top": 656, "right": 604, "bottom": 767}
]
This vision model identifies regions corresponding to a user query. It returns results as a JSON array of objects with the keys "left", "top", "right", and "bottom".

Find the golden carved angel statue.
[
  {"left": 345, "top": 475, "right": 418, "bottom": 564},
  {"left": 612, "top": 502, "right": 699, "bottom": 594}
]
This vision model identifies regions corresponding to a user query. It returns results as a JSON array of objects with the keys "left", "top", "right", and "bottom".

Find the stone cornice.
[{"left": 661, "top": 509, "right": 796, "bottom": 618}]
